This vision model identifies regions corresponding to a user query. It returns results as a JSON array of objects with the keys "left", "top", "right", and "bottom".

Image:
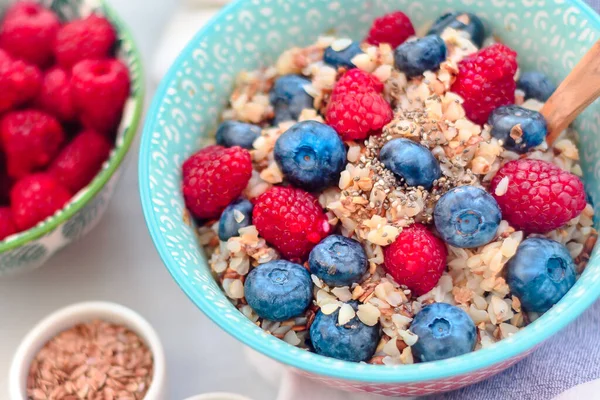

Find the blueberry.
[
  {"left": 488, "top": 105, "right": 547, "bottom": 153},
  {"left": 218, "top": 198, "right": 253, "bottom": 241},
  {"left": 269, "top": 75, "right": 314, "bottom": 124},
  {"left": 434, "top": 186, "right": 501, "bottom": 248},
  {"left": 324, "top": 40, "right": 363, "bottom": 69},
  {"left": 215, "top": 121, "right": 261, "bottom": 150},
  {"left": 379, "top": 138, "right": 441, "bottom": 189},
  {"left": 427, "top": 12, "right": 486, "bottom": 48},
  {"left": 310, "top": 301, "right": 380, "bottom": 362},
  {"left": 309, "top": 235, "right": 367, "bottom": 287},
  {"left": 274, "top": 120, "right": 346, "bottom": 191},
  {"left": 517, "top": 71, "right": 556, "bottom": 102},
  {"left": 410, "top": 302, "right": 476, "bottom": 362},
  {"left": 244, "top": 260, "right": 313, "bottom": 321},
  {"left": 505, "top": 237, "right": 576, "bottom": 313},
  {"left": 393, "top": 35, "right": 447, "bottom": 78}
]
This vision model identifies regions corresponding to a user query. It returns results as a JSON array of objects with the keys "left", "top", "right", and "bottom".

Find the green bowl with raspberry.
[{"left": 0, "top": 0, "right": 144, "bottom": 275}]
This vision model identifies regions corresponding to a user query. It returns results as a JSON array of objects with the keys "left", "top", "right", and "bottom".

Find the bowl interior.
[
  {"left": 140, "top": 0, "right": 600, "bottom": 383},
  {"left": 0, "top": 0, "right": 144, "bottom": 253}
]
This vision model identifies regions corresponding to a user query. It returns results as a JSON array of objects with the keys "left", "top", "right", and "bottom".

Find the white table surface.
[{"left": 0, "top": 1, "right": 277, "bottom": 399}]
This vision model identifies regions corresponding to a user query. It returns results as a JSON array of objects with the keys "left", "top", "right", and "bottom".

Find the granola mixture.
[{"left": 195, "top": 29, "right": 596, "bottom": 365}]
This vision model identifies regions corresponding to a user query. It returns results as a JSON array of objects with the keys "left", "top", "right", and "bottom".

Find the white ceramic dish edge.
[
  {"left": 183, "top": 393, "right": 253, "bottom": 400},
  {"left": 8, "top": 301, "right": 167, "bottom": 400}
]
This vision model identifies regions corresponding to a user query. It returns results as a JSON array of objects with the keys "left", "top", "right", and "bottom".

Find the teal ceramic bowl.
[
  {"left": 0, "top": 0, "right": 144, "bottom": 275},
  {"left": 140, "top": 0, "right": 600, "bottom": 395}
]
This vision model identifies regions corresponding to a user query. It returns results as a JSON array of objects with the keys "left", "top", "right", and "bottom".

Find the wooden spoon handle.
[{"left": 541, "top": 39, "right": 600, "bottom": 145}]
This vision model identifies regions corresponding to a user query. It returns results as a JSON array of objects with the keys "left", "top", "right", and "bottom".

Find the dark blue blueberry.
[
  {"left": 517, "top": 71, "right": 556, "bottom": 102},
  {"left": 269, "top": 75, "right": 314, "bottom": 124},
  {"left": 505, "top": 237, "right": 576, "bottom": 313},
  {"left": 308, "top": 235, "right": 367, "bottom": 287},
  {"left": 488, "top": 105, "right": 547, "bottom": 154},
  {"left": 218, "top": 198, "right": 253, "bottom": 241},
  {"left": 393, "top": 35, "right": 447, "bottom": 78},
  {"left": 323, "top": 41, "right": 364, "bottom": 69},
  {"left": 410, "top": 302, "right": 476, "bottom": 362},
  {"left": 379, "top": 138, "right": 441, "bottom": 189},
  {"left": 427, "top": 12, "right": 486, "bottom": 48},
  {"left": 244, "top": 260, "right": 313, "bottom": 321},
  {"left": 215, "top": 121, "right": 261, "bottom": 150},
  {"left": 274, "top": 120, "right": 346, "bottom": 191},
  {"left": 434, "top": 186, "right": 501, "bottom": 248},
  {"left": 310, "top": 301, "right": 380, "bottom": 362}
]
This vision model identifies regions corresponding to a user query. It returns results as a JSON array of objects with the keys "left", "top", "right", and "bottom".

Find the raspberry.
[
  {"left": 326, "top": 71, "right": 393, "bottom": 141},
  {"left": 71, "top": 59, "right": 130, "bottom": 134},
  {"left": 36, "top": 67, "right": 76, "bottom": 122},
  {"left": 253, "top": 186, "right": 330, "bottom": 261},
  {"left": 10, "top": 173, "right": 71, "bottom": 230},
  {"left": 451, "top": 43, "right": 518, "bottom": 125},
  {"left": 365, "top": 11, "right": 415, "bottom": 49},
  {"left": 54, "top": 14, "right": 117, "bottom": 69},
  {"left": 383, "top": 223, "right": 448, "bottom": 296},
  {"left": 490, "top": 159, "right": 587, "bottom": 233},
  {"left": 0, "top": 110, "right": 65, "bottom": 179},
  {"left": 331, "top": 69, "right": 384, "bottom": 96},
  {"left": 0, "top": 2, "right": 60, "bottom": 67},
  {"left": 49, "top": 130, "right": 112, "bottom": 193},
  {"left": 0, "top": 54, "right": 42, "bottom": 113},
  {"left": 0, "top": 207, "right": 17, "bottom": 240},
  {"left": 182, "top": 145, "right": 252, "bottom": 220},
  {"left": 0, "top": 49, "right": 9, "bottom": 64}
]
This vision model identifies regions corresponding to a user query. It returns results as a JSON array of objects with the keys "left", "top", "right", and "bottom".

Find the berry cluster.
[{"left": 0, "top": 2, "right": 130, "bottom": 239}]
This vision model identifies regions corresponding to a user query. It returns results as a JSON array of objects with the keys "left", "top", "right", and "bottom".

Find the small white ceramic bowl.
[{"left": 9, "top": 301, "right": 167, "bottom": 400}]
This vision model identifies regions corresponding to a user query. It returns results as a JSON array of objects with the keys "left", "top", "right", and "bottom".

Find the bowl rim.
[
  {"left": 8, "top": 301, "right": 166, "bottom": 400},
  {"left": 140, "top": 0, "right": 600, "bottom": 384},
  {"left": 0, "top": 0, "right": 145, "bottom": 253}
]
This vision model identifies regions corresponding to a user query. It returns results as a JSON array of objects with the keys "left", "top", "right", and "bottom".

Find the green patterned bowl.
[
  {"left": 140, "top": 0, "right": 600, "bottom": 396},
  {"left": 0, "top": 0, "right": 144, "bottom": 275}
]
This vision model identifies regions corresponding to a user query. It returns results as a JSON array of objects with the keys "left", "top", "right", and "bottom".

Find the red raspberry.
[
  {"left": 365, "top": 11, "right": 415, "bottom": 49},
  {"left": 0, "top": 110, "right": 65, "bottom": 179},
  {"left": 383, "top": 223, "right": 448, "bottom": 296},
  {"left": 54, "top": 14, "right": 117, "bottom": 69},
  {"left": 332, "top": 69, "right": 384, "bottom": 95},
  {"left": 182, "top": 145, "right": 252, "bottom": 220},
  {"left": 10, "top": 173, "right": 71, "bottom": 230},
  {"left": 49, "top": 130, "right": 112, "bottom": 193},
  {"left": 326, "top": 92, "right": 393, "bottom": 141},
  {"left": 451, "top": 44, "right": 518, "bottom": 125},
  {"left": 253, "top": 186, "right": 330, "bottom": 261},
  {"left": 0, "top": 207, "right": 17, "bottom": 240},
  {"left": 36, "top": 67, "right": 76, "bottom": 122},
  {"left": 326, "top": 71, "right": 393, "bottom": 141},
  {"left": 490, "top": 159, "right": 587, "bottom": 233},
  {"left": 0, "top": 48, "right": 10, "bottom": 64},
  {"left": 71, "top": 59, "right": 130, "bottom": 134},
  {"left": 0, "top": 54, "right": 42, "bottom": 113},
  {"left": 0, "top": 2, "right": 60, "bottom": 67}
]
